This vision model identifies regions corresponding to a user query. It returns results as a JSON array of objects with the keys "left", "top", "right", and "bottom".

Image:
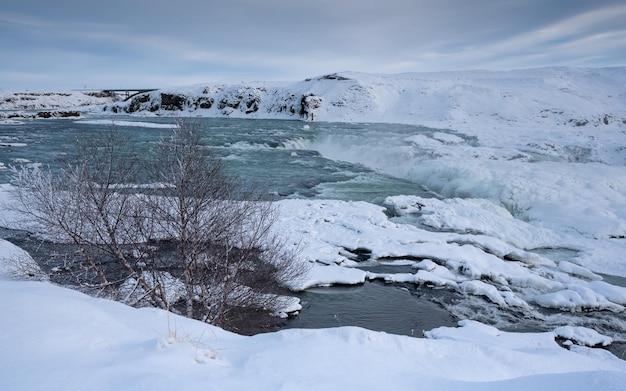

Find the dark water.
[{"left": 285, "top": 281, "right": 458, "bottom": 336}]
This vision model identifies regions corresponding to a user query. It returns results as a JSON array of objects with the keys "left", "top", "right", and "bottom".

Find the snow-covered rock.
[
  {"left": 0, "top": 239, "right": 48, "bottom": 281},
  {"left": 0, "top": 90, "right": 115, "bottom": 111}
]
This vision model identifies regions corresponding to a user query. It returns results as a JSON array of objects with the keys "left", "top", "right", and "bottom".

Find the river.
[{"left": 2, "top": 116, "right": 625, "bottom": 355}]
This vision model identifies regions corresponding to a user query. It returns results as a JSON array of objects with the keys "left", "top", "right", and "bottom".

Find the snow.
[
  {"left": 0, "top": 90, "right": 115, "bottom": 111},
  {"left": 534, "top": 285, "right": 625, "bottom": 312},
  {"left": 553, "top": 325, "right": 613, "bottom": 347},
  {"left": 74, "top": 119, "right": 179, "bottom": 128},
  {"left": 2, "top": 277, "right": 626, "bottom": 390},
  {"left": 384, "top": 195, "right": 561, "bottom": 249},
  {"left": 290, "top": 263, "right": 367, "bottom": 290},
  {"left": 0, "top": 239, "right": 48, "bottom": 281},
  {"left": 588, "top": 280, "right": 626, "bottom": 305},
  {"left": 2, "top": 66, "right": 626, "bottom": 388}
]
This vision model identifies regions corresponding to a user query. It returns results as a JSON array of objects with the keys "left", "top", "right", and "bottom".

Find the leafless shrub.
[{"left": 11, "top": 120, "right": 307, "bottom": 331}]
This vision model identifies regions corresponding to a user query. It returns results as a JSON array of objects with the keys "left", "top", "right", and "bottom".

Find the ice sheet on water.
[{"left": 74, "top": 119, "right": 178, "bottom": 128}]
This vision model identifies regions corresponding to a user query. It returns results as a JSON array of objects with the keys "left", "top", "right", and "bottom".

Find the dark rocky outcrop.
[
  {"left": 0, "top": 111, "right": 81, "bottom": 119},
  {"left": 37, "top": 111, "right": 81, "bottom": 118},
  {"left": 300, "top": 94, "right": 322, "bottom": 120},
  {"left": 127, "top": 93, "right": 152, "bottom": 113},
  {"left": 160, "top": 93, "right": 187, "bottom": 111},
  {"left": 305, "top": 73, "right": 352, "bottom": 82},
  {"left": 103, "top": 84, "right": 324, "bottom": 120},
  {"left": 114, "top": 87, "right": 268, "bottom": 116},
  {"left": 196, "top": 96, "right": 214, "bottom": 109}
]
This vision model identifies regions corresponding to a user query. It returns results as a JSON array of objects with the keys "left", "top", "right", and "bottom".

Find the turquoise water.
[{"left": 0, "top": 116, "right": 434, "bottom": 204}]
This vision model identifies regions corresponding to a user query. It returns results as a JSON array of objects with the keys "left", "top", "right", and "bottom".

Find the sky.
[{"left": 1, "top": 0, "right": 625, "bottom": 90}]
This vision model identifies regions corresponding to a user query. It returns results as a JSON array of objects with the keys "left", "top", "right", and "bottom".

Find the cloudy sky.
[{"left": 1, "top": 0, "right": 625, "bottom": 90}]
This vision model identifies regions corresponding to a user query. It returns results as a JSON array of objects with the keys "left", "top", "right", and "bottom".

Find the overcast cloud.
[{"left": 1, "top": 0, "right": 625, "bottom": 89}]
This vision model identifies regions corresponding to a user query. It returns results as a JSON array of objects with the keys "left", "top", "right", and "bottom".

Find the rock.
[{"left": 160, "top": 93, "right": 187, "bottom": 111}]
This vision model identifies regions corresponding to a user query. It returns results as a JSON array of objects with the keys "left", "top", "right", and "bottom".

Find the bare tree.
[
  {"left": 11, "top": 128, "right": 169, "bottom": 308},
  {"left": 146, "top": 120, "right": 306, "bottom": 327},
  {"left": 11, "top": 120, "right": 307, "bottom": 331}
]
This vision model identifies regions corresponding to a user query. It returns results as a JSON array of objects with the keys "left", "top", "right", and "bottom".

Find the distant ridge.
[
  {"left": 100, "top": 67, "right": 626, "bottom": 131},
  {"left": 2, "top": 67, "right": 625, "bottom": 133}
]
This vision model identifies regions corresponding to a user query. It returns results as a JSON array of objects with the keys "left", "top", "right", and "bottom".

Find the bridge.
[
  {"left": 76, "top": 89, "right": 159, "bottom": 100},
  {"left": 101, "top": 89, "right": 159, "bottom": 100}
]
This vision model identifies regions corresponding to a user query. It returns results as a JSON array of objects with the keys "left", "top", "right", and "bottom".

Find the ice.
[
  {"left": 559, "top": 261, "right": 602, "bottom": 281},
  {"left": 587, "top": 281, "right": 626, "bottom": 306},
  {"left": 288, "top": 263, "right": 366, "bottom": 290},
  {"left": 461, "top": 280, "right": 508, "bottom": 306},
  {"left": 534, "top": 286, "right": 625, "bottom": 312},
  {"left": 553, "top": 326, "right": 613, "bottom": 347},
  {"left": 415, "top": 269, "right": 459, "bottom": 288},
  {"left": 74, "top": 119, "right": 178, "bottom": 128},
  {"left": 384, "top": 195, "right": 561, "bottom": 249}
]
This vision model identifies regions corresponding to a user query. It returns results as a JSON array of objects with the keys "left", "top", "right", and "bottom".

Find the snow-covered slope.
[
  {"left": 2, "top": 274, "right": 626, "bottom": 391},
  {"left": 101, "top": 67, "right": 626, "bottom": 131},
  {"left": 0, "top": 90, "right": 115, "bottom": 110},
  {"left": 93, "top": 67, "right": 626, "bottom": 168}
]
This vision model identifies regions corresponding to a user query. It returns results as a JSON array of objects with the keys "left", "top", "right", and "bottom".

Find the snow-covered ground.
[
  {"left": 0, "top": 90, "right": 114, "bottom": 112},
  {"left": 2, "top": 67, "right": 626, "bottom": 389},
  {"left": 2, "top": 266, "right": 626, "bottom": 390}
]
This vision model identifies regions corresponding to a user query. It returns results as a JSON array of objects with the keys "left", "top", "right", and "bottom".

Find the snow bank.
[
  {"left": 0, "top": 90, "right": 115, "bottom": 111},
  {"left": 2, "top": 279, "right": 626, "bottom": 391},
  {"left": 553, "top": 326, "right": 613, "bottom": 347},
  {"left": 385, "top": 195, "right": 561, "bottom": 250},
  {"left": 290, "top": 263, "right": 367, "bottom": 291},
  {"left": 0, "top": 239, "right": 48, "bottom": 281},
  {"left": 534, "top": 285, "right": 625, "bottom": 312},
  {"left": 74, "top": 119, "right": 178, "bottom": 128}
]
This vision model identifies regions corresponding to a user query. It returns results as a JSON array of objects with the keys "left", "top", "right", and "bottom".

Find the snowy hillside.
[
  {"left": 0, "top": 90, "right": 115, "bottom": 110},
  {"left": 100, "top": 67, "right": 626, "bottom": 132},
  {"left": 96, "top": 67, "right": 626, "bottom": 167}
]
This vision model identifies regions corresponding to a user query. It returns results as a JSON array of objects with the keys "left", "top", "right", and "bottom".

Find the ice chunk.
[
  {"left": 558, "top": 261, "right": 602, "bottom": 280},
  {"left": 384, "top": 195, "right": 560, "bottom": 249},
  {"left": 588, "top": 280, "right": 626, "bottom": 305},
  {"left": 534, "top": 286, "right": 625, "bottom": 312},
  {"left": 290, "top": 264, "right": 367, "bottom": 291},
  {"left": 461, "top": 280, "right": 507, "bottom": 306},
  {"left": 415, "top": 270, "right": 459, "bottom": 288},
  {"left": 553, "top": 326, "right": 613, "bottom": 347}
]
